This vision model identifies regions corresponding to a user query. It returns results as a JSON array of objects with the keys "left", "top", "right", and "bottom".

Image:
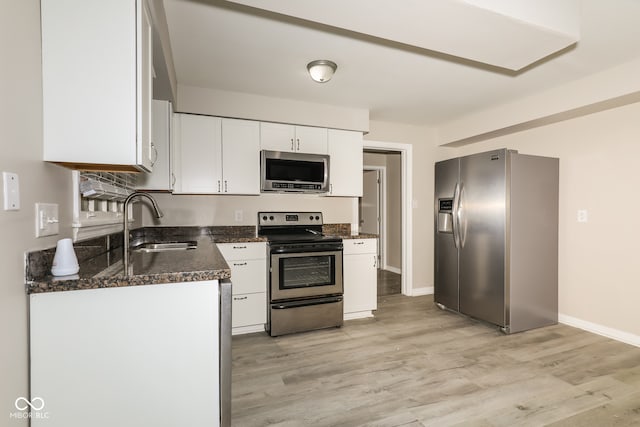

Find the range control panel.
[{"left": 258, "top": 212, "right": 323, "bottom": 227}]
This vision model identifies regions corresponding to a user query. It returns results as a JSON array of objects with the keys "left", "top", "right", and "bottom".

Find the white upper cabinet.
[
  {"left": 172, "top": 114, "right": 222, "bottom": 194},
  {"left": 137, "top": 100, "right": 173, "bottom": 191},
  {"left": 41, "top": 0, "right": 153, "bottom": 172},
  {"left": 260, "top": 122, "right": 327, "bottom": 154},
  {"left": 327, "top": 129, "right": 364, "bottom": 197},
  {"left": 221, "top": 118, "right": 261, "bottom": 194},
  {"left": 173, "top": 114, "right": 260, "bottom": 195}
]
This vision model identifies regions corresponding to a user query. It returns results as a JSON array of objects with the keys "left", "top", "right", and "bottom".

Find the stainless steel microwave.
[{"left": 261, "top": 150, "right": 330, "bottom": 193}]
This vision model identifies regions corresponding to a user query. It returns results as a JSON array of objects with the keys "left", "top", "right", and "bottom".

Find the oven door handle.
[
  {"left": 271, "top": 295, "right": 343, "bottom": 309},
  {"left": 270, "top": 247, "right": 342, "bottom": 254}
]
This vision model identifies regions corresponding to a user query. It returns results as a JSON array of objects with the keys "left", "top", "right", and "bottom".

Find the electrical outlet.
[
  {"left": 35, "top": 203, "right": 60, "bottom": 237},
  {"left": 577, "top": 209, "right": 588, "bottom": 223},
  {"left": 234, "top": 210, "right": 243, "bottom": 222}
]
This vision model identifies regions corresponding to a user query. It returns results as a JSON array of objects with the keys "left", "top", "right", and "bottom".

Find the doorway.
[
  {"left": 360, "top": 167, "right": 385, "bottom": 265},
  {"left": 361, "top": 150, "right": 404, "bottom": 296},
  {"left": 360, "top": 140, "right": 413, "bottom": 296}
]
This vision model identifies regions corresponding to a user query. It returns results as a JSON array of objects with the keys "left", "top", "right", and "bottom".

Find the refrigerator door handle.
[
  {"left": 458, "top": 183, "right": 466, "bottom": 248},
  {"left": 452, "top": 182, "right": 461, "bottom": 249}
]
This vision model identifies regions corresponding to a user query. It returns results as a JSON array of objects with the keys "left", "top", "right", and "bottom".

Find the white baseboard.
[
  {"left": 409, "top": 286, "right": 433, "bottom": 296},
  {"left": 232, "top": 324, "right": 266, "bottom": 336},
  {"left": 383, "top": 265, "right": 402, "bottom": 275},
  {"left": 558, "top": 314, "right": 640, "bottom": 348},
  {"left": 344, "top": 311, "right": 374, "bottom": 321}
]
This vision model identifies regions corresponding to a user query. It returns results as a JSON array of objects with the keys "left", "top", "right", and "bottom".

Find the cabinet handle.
[
  {"left": 224, "top": 180, "right": 228, "bottom": 192},
  {"left": 233, "top": 296, "right": 248, "bottom": 301},
  {"left": 373, "top": 255, "right": 377, "bottom": 268},
  {"left": 355, "top": 241, "right": 364, "bottom": 245},
  {"left": 297, "top": 138, "right": 300, "bottom": 151},
  {"left": 150, "top": 141, "right": 158, "bottom": 167},
  {"left": 217, "top": 180, "right": 221, "bottom": 192},
  {"left": 330, "top": 183, "right": 333, "bottom": 194},
  {"left": 171, "top": 173, "right": 176, "bottom": 187},
  {"left": 233, "top": 262, "right": 247, "bottom": 266},
  {"left": 233, "top": 246, "right": 247, "bottom": 249},
  {"left": 290, "top": 138, "right": 294, "bottom": 151}
]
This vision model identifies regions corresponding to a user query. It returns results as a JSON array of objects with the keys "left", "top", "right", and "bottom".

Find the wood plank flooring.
[
  {"left": 231, "top": 295, "right": 640, "bottom": 426},
  {"left": 377, "top": 269, "right": 401, "bottom": 296}
]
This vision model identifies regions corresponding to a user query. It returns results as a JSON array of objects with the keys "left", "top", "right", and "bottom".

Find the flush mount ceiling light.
[{"left": 307, "top": 60, "right": 337, "bottom": 83}]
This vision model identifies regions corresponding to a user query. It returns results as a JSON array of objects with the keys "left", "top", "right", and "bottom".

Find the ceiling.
[{"left": 162, "top": 0, "right": 640, "bottom": 127}]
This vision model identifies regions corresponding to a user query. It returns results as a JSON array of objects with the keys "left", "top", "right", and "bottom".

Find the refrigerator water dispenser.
[{"left": 437, "top": 198, "right": 453, "bottom": 233}]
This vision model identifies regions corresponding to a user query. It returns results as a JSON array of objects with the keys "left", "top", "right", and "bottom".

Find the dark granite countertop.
[
  {"left": 341, "top": 233, "right": 378, "bottom": 239},
  {"left": 26, "top": 226, "right": 267, "bottom": 294}
]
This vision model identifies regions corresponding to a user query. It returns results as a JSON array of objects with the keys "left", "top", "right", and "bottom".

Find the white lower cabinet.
[
  {"left": 217, "top": 242, "right": 267, "bottom": 334},
  {"left": 343, "top": 238, "right": 378, "bottom": 319},
  {"left": 30, "top": 282, "right": 221, "bottom": 427}
]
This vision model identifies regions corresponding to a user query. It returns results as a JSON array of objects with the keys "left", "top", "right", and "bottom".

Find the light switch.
[
  {"left": 35, "top": 203, "right": 60, "bottom": 237},
  {"left": 2, "top": 171, "right": 20, "bottom": 211}
]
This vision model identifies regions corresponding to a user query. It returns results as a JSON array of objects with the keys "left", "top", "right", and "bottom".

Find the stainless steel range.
[{"left": 258, "top": 212, "right": 343, "bottom": 336}]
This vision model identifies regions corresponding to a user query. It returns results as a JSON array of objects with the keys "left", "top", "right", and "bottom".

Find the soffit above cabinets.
[{"left": 223, "top": 0, "right": 580, "bottom": 71}]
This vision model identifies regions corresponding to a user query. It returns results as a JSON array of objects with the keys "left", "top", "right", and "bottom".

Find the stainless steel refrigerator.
[{"left": 434, "top": 149, "right": 559, "bottom": 333}]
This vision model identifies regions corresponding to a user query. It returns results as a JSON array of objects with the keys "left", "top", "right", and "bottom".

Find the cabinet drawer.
[
  {"left": 217, "top": 242, "right": 266, "bottom": 261},
  {"left": 232, "top": 292, "right": 266, "bottom": 328},
  {"left": 343, "top": 238, "right": 377, "bottom": 255},
  {"left": 229, "top": 259, "right": 267, "bottom": 294}
]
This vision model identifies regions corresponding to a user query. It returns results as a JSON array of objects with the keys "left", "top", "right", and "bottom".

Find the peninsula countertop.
[{"left": 26, "top": 226, "right": 266, "bottom": 294}]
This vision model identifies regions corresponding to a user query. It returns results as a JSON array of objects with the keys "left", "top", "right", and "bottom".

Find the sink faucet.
[{"left": 123, "top": 192, "right": 164, "bottom": 275}]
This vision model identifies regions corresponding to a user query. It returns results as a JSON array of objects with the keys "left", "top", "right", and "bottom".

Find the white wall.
[
  {"left": 1, "top": 0, "right": 74, "bottom": 421},
  {"left": 363, "top": 152, "right": 402, "bottom": 271},
  {"left": 140, "top": 193, "right": 354, "bottom": 227},
  {"left": 177, "top": 84, "right": 370, "bottom": 132},
  {"left": 365, "top": 121, "right": 441, "bottom": 293},
  {"left": 453, "top": 102, "right": 640, "bottom": 340}
]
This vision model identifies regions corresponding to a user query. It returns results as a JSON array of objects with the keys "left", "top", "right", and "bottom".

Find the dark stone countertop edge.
[
  {"left": 340, "top": 233, "right": 379, "bottom": 239},
  {"left": 25, "top": 226, "right": 264, "bottom": 295},
  {"left": 27, "top": 269, "right": 231, "bottom": 294}
]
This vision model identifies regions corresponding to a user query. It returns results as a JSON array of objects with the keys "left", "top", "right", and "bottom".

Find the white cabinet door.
[
  {"left": 226, "top": 259, "right": 267, "bottom": 294},
  {"left": 343, "top": 239, "right": 378, "bottom": 316},
  {"left": 217, "top": 242, "right": 267, "bottom": 332},
  {"left": 221, "top": 119, "right": 260, "bottom": 194},
  {"left": 30, "top": 282, "right": 220, "bottom": 427},
  {"left": 295, "top": 125, "right": 328, "bottom": 154},
  {"left": 260, "top": 122, "right": 327, "bottom": 154},
  {"left": 41, "top": 0, "right": 152, "bottom": 172},
  {"left": 137, "top": 100, "right": 173, "bottom": 190},
  {"left": 260, "top": 122, "right": 296, "bottom": 152},
  {"left": 137, "top": 0, "right": 154, "bottom": 172},
  {"left": 172, "top": 114, "right": 222, "bottom": 194},
  {"left": 217, "top": 242, "right": 267, "bottom": 261},
  {"left": 328, "top": 129, "right": 363, "bottom": 197},
  {"left": 232, "top": 293, "right": 267, "bottom": 328}
]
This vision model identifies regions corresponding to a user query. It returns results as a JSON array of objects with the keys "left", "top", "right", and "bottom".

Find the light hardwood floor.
[
  {"left": 378, "top": 269, "right": 401, "bottom": 296},
  {"left": 231, "top": 295, "right": 640, "bottom": 426}
]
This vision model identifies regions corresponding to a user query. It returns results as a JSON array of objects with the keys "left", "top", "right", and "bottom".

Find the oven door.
[{"left": 270, "top": 249, "right": 343, "bottom": 301}]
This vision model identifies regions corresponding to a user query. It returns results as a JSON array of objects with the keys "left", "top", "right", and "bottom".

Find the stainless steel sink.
[{"left": 132, "top": 241, "right": 198, "bottom": 253}]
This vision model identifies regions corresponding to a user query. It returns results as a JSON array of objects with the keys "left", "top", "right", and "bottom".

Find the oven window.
[
  {"left": 279, "top": 254, "right": 335, "bottom": 289},
  {"left": 265, "top": 158, "right": 325, "bottom": 183}
]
